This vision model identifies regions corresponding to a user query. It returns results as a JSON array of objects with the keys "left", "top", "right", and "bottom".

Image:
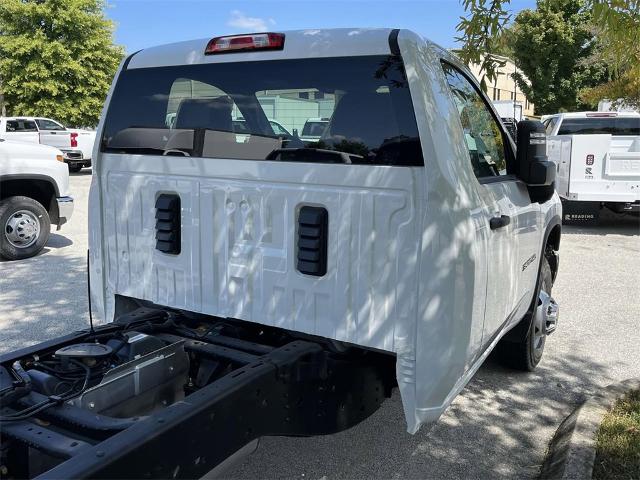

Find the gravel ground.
[{"left": 1, "top": 172, "right": 638, "bottom": 479}]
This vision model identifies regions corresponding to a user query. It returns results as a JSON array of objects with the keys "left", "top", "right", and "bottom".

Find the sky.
[{"left": 105, "top": 0, "right": 537, "bottom": 53}]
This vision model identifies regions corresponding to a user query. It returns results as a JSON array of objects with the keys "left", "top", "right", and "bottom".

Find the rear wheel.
[
  {"left": 497, "top": 256, "right": 554, "bottom": 371},
  {"left": 0, "top": 196, "right": 51, "bottom": 260}
]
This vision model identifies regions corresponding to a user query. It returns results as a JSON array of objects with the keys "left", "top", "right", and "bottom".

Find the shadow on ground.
[
  {"left": 227, "top": 352, "right": 612, "bottom": 480},
  {"left": 69, "top": 169, "right": 93, "bottom": 176},
  {"left": 47, "top": 233, "right": 74, "bottom": 249}
]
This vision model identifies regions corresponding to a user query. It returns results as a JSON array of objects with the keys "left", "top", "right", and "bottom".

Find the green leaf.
[{"left": 0, "top": 0, "right": 124, "bottom": 125}]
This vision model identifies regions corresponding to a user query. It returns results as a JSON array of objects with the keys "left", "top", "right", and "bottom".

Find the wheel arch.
[
  {"left": 544, "top": 219, "right": 561, "bottom": 283},
  {"left": 0, "top": 176, "right": 59, "bottom": 223}
]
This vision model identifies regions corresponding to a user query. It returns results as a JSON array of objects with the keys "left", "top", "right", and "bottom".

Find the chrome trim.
[
  {"left": 56, "top": 196, "right": 74, "bottom": 227},
  {"left": 538, "top": 290, "right": 559, "bottom": 335},
  {"left": 61, "top": 149, "right": 84, "bottom": 160}
]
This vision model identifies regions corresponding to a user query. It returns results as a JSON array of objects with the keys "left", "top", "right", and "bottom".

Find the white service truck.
[
  {"left": 0, "top": 139, "right": 74, "bottom": 260},
  {"left": 544, "top": 111, "right": 640, "bottom": 222},
  {"left": 0, "top": 117, "right": 96, "bottom": 172},
  {"left": 0, "top": 29, "right": 562, "bottom": 479},
  {"left": 493, "top": 100, "right": 524, "bottom": 142},
  {"left": 493, "top": 100, "right": 524, "bottom": 122}
]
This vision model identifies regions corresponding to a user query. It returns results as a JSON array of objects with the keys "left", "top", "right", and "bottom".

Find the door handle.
[{"left": 490, "top": 215, "right": 511, "bottom": 230}]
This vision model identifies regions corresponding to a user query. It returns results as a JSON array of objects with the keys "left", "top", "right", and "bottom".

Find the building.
[{"left": 466, "top": 54, "right": 536, "bottom": 117}]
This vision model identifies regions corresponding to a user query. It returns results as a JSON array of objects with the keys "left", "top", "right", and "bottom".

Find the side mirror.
[{"left": 516, "top": 120, "right": 555, "bottom": 186}]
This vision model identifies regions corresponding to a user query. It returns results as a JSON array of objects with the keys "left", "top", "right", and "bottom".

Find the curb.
[{"left": 540, "top": 378, "right": 640, "bottom": 480}]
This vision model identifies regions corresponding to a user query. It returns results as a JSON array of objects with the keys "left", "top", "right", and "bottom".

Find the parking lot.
[{"left": 1, "top": 171, "right": 638, "bottom": 479}]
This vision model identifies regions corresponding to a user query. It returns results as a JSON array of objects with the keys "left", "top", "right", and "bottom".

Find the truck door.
[
  {"left": 441, "top": 63, "right": 531, "bottom": 342},
  {"left": 35, "top": 118, "right": 72, "bottom": 149},
  {"left": 3, "top": 119, "right": 39, "bottom": 144}
]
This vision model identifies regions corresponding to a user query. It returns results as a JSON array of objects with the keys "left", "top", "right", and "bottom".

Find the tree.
[
  {"left": 0, "top": 0, "right": 123, "bottom": 127},
  {"left": 580, "top": 1, "right": 640, "bottom": 108},
  {"left": 456, "top": 0, "right": 512, "bottom": 90},
  {"left": 456, "top": 0, "right": 638, "bottom": 112},
  {"left": 509, "top": 0, "right": 607, "bottom": 114}
]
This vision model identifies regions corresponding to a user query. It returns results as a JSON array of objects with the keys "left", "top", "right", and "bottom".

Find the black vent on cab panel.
[
  {"left": 155, "top": 194, "right": 181, "bottom": 254},
  {"left": 297, "top": 206, "right": 328, "bottom": 277}
]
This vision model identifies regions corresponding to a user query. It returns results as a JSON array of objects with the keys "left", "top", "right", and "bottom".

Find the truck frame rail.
[{"left": 0, "top": 309, "right": 396, "bottom": 479}]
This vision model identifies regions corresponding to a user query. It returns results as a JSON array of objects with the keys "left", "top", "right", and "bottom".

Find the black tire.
[
  {"left": 68, "top": 164, "right": 82, "bottom": 173},
  {"left": 496, "top": 256, "right": 553, "bottom": 371},
  {"left": 0, "top": 196, "right": 51, "bottom": 261}
]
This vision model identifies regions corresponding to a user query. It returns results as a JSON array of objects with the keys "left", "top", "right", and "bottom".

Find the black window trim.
[
  {"left": 440, "top": 59, "right": 518, "bottom": 184},
  {"left": 478, "top": 173, "right": 519, "bottom": 185}
]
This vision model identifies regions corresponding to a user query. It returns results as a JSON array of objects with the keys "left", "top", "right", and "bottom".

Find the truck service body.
[
  {"left": 544, "top": 112, "right": 640, "bottom": 220},
  {"left": 0, "top": 29, "right": 561, "bottom": 479}
]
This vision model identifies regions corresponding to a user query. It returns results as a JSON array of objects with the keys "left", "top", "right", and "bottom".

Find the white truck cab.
[
  {"left": 0, "top": 139, "right": 74, "bottom": 259},
  {"left": 0, "top": 29, "right": 561, "bottom": 479},
  {"left": 544, "top": 111, "right": 640, "bottom": 222}
]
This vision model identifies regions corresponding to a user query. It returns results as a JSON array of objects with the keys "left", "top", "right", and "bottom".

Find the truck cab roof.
[
  {"left": 543, "top": 111, "right": 640, "bottom": 136},
  {"left": 127, "top": 28, "right": 436, "bottom": 69},
  {"left": 544, "top": 111, "right": 640, "bottom": 119}
]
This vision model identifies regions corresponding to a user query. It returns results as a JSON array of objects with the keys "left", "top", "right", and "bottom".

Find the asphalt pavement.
[{"left": 0, "top": 171, "right": 638, "bottom": 479}]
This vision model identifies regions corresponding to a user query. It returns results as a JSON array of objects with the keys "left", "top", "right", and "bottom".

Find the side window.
[
  {"left": 544, "top": 117, "right": 557, "bottom": 135},
  {"left": 23, "top": 120, "right": 38, "bottom": 132},
  {"left": 164, "top": 78, "right": 283, "bottom": 159},
  {"left": 254, "top": 89, "right": 335, "bottom": 140},
  {"left": 36, "top": 119, "right": 66, "bottom": 131},
  {"left": 441, "top": 62, "right": 509, "bottom": 178},
  {"left": 5, "top": 119, "right": 38, "bottom": 132},
  {"left": 166, "top": 78, "right": 236, "bottom": 131}
]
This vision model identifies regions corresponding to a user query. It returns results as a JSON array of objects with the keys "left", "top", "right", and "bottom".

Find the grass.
[{"left": 593, "top": 389, "right": 640, "bottom": 480}]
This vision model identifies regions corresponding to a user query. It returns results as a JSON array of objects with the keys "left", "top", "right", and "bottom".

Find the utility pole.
[
  {"left": 513, "top": 62, "right": 517, "bottom": 120},
  {"left": 0, "top": 79, "right": 5, "bottom": 116}
]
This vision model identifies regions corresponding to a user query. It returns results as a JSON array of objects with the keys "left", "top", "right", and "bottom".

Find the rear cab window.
[
  {"left": 101, "top": 56, "right": 424, "bottom": 166},
  {"left": 557, "top": 117, "right": 640, "bottom": 135}
]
